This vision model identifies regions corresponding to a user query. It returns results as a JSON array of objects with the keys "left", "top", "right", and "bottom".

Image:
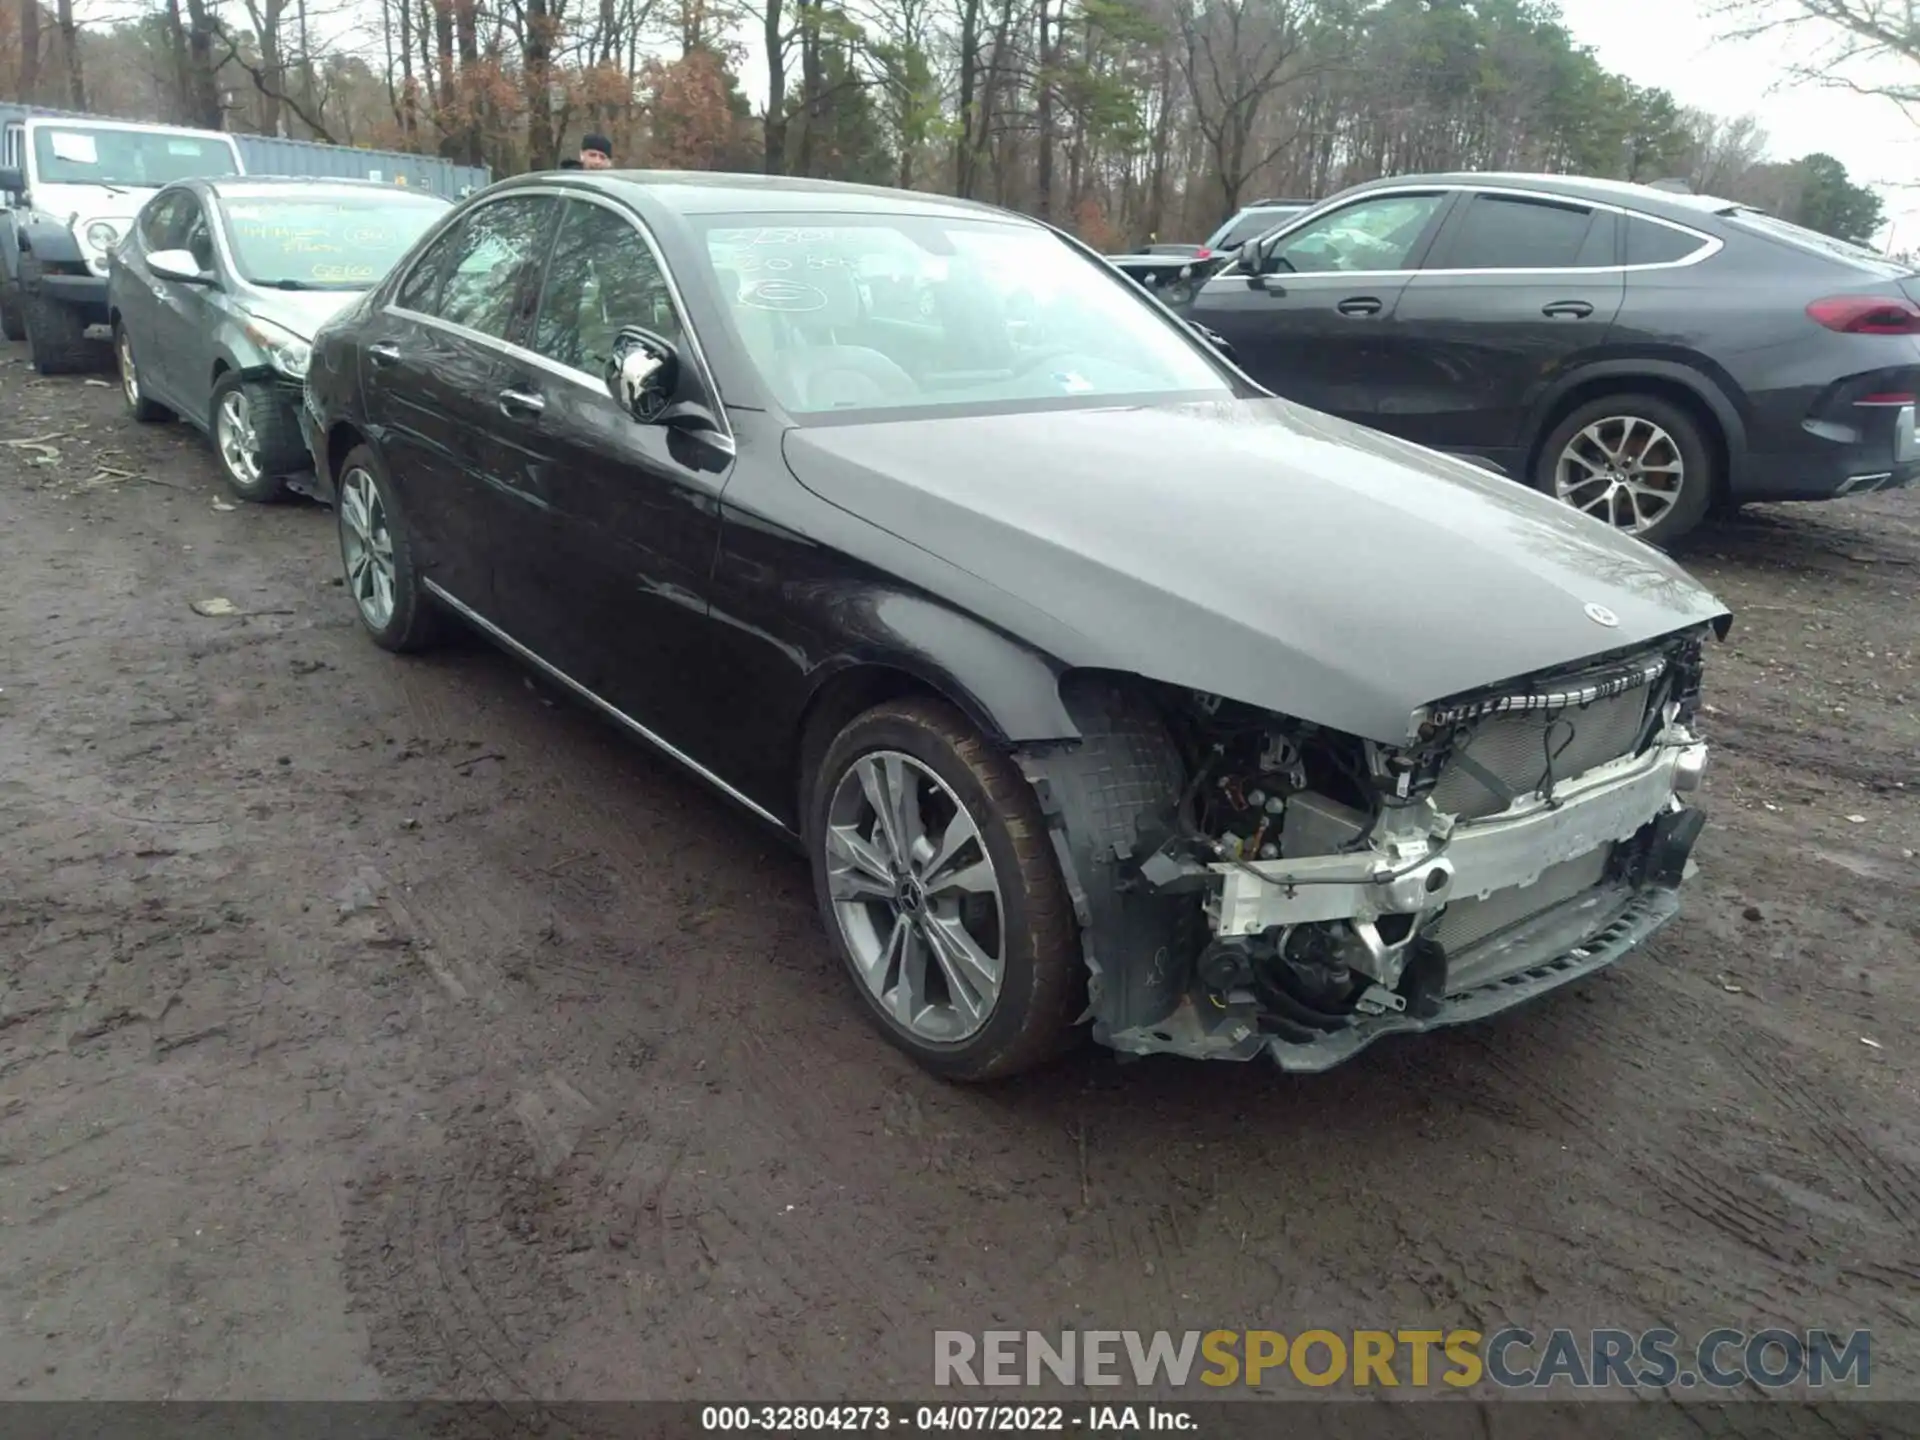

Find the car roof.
[
  {"left": 1338, "top": 171, "right": 1741, "bottom": 219},
  {"left": 199, "top": 176, "right": 447, "bottom": 198},
  {"left": 492, "top": 169, "right": 1029, "bottom": 222}
]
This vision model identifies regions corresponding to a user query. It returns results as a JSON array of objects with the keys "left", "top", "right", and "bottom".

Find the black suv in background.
[{"left": 1187, "top": 173, "right": 1920, "bottom": 545}]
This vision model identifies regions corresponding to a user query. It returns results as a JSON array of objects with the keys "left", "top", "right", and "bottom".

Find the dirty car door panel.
[
  {"left": 488, "top": 195, "right": 733, "bottom": 757},
  {"left": 1386, "top": 192, "right": 1624, "bottom": 457},
  {"left": 1188, "top": 190, "right": 1454, "bottom": 421},
  {"left": 370, "top": 193, "right": 555, "bottom": 613}
]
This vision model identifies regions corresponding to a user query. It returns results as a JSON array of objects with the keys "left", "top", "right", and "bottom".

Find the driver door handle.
[
  {"left": 1542, "top": 300, "right": 1594, "bottom": 319},
  {"left": 498, "top": 387, "right": 545, "bottom": 419},
  {"left": 1336, "top": 296, "right": 1383, "bottom": 317}
]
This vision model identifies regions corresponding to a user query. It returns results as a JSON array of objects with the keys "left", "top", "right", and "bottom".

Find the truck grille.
[{"left": 1429, "top": 684, "right": 1653, "bottom": 822}]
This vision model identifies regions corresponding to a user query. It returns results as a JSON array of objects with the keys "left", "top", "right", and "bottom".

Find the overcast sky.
[{"left": 1556, "top": 0, "right": 1920, "bottom": 246}]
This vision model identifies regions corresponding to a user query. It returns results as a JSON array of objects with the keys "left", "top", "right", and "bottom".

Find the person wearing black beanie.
[{"left": 578, "top": 134, "right": 613, "bottom": 170}]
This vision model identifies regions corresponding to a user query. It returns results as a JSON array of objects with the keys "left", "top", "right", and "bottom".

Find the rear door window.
[
  {"left": 1624, "top": 215, "right": 1710, "bottom": 266},
  {"left": 1426, "top": 194, "right": 1607, "bottom": 270}
]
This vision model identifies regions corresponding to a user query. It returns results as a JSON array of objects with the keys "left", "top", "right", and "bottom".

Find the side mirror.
[
  {"left": 0, "top": 166, "right": 23, "bottom": 197},
  {"left": 149, "top": 249, "right": 214, "bottom": 285},
  {"left": 1234, "top": 239, "right": 1262, "bottom": 273},
  {"left": 606, "top": 325, "right": 680, "bottom": 423}
]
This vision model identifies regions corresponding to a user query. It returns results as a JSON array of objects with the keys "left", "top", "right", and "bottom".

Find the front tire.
[
  {"left": 211, "top": 373, "right": 301, "bottom": 502},
  {"left": 335, "top": 444, "right": 444, "bottom": 653},
  {"left": 808, "top": 697, "right": 1082, "bottom": 1082},
  {"left": 1533, "top": 393, "right": 1714, "bottom": 548},
  {"left": 20, "top": 286, "right": 98, "bottom": 376}
]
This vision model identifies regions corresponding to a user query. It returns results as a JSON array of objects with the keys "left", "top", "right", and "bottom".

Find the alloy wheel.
[
  {"left": 216, "top": 389, "right": 263, "bottom": 486},
  {"left": 823, "top": 750, "right": 1007, "bottom": 1043},
  {"left": 339, "top": 466, "right": 397, "bottom": 630},
  {"left": 118, "top": 333, "right": 140, "bottom": 409},
  {"left": 1553, "top": 415, "right": 1685, "bottom": 536}
]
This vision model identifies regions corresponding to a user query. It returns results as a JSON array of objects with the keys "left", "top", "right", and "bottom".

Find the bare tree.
[
  {"left": 20, "top": 0, "right": 41, "bottom": 103},
  {"left": 1171, "top": 0, "right": 1326, "bottom": 218},
  {"left": 1716, "top": 0, "right": 1920, "bottom": 112}
]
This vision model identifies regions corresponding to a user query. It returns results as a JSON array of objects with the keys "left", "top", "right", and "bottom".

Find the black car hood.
[{"left": 780, "top": 397, "right": 1732, "bottom": 743}]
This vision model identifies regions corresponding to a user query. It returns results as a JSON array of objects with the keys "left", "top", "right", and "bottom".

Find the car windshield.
[
  {"left": 218, "top": 192, "right": 452, "bottom": 289},
  {"left": 32, "top": 126, "right": 239, "bottom": 188},
  {"left": 698, "top": 213, "right": 1231, "bottom": 417},
  {"left": 1210, "top": 207, "right": 1305, "bottom": 250}
]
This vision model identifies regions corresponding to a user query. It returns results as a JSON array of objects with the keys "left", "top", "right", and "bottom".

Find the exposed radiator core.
[{"left": 1430, "top": 687, "right": 1652, "bottom": 822}]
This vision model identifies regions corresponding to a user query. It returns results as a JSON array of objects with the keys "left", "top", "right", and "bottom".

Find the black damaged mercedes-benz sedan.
[{"left": 302, "top": 171, "right": 1733, "bottom": 1082}]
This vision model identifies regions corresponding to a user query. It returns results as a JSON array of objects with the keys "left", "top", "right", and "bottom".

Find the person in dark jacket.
[{"left": 579, "top": 134, "right": 614, "bottom": 170}]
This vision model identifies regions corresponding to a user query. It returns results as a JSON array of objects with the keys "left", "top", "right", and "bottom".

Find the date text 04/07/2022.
[{"left": 698, "top": 1404, "right": 1199, "bottom": 1432}]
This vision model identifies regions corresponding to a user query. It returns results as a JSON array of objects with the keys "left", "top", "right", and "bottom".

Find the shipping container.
[{"left": 0, "top": 103, "right": 491, "bottom": 199}]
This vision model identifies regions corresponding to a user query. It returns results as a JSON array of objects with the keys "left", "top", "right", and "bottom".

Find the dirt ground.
[{"left": 1, "top": 343, "right": 1916, "bottom": 1419}]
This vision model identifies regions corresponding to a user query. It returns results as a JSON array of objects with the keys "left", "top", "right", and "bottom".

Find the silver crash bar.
[{"left": 1209, "top": 731, "right": 1706, "bottom": 937}]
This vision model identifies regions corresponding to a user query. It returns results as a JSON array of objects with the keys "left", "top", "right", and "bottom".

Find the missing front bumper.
[
  {"left": 1207, "top": 739, "right": 1706, "bottom": 941},
  {"left": 1106, "top": 878, "right": 1682, "bottom": 1070}
]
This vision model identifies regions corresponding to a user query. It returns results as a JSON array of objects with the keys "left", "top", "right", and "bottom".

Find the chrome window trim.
[
  {"left": 1248, "top": 182, "right": 1724, "bottom": 279},
  {"left": 421, "top": 578, "right": 786, "bottom": 832},
  {"left": 384, "top": 185, "right": 736, "bottom": 452}
]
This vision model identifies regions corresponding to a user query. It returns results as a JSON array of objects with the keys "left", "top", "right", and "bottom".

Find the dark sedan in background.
[
  {"left": 1186, "top": 173, "right": 1920, "bottom": 545},
  {"left": 106, "top": 176, "right": 449, "bottom": 503},
  {"left": 301, "top": 170, "right": 1727, "bottom": 1084},
  {"left": 1107, "top": 198, "right": 1314, "bottom": 306}
]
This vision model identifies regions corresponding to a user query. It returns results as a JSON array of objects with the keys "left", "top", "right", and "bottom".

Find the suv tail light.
[
  {"left": 1193, "top": 247, "right": 1213, "bottom": 261},
  {"left": 1807, "top": 294, "right": 1920, "bottom": 335}
]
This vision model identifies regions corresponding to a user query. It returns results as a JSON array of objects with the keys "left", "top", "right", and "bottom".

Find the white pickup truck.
[{"left": 1, "top": 115, "right": 245, "bottom": 374}]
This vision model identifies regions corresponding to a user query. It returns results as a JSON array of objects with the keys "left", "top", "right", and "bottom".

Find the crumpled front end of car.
[{"left": 1030, "top": 626, "right": 1715, "bottom": 1072}]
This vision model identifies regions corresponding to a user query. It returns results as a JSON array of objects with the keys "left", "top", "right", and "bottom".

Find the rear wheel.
[
  {"left": 808, "top": 697, "right": 1082, "bottom": 1082},
  {"left": 336, "top": 444, "right": 444, "bottom": 653},
  {"left": 115, "top": 325, "right": 174, "bottom": 423},
  {"left": 1533, "top": 393, "right": 1714, "bottom": 548}
]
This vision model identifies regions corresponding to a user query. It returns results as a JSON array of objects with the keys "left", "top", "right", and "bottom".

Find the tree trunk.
[
  {"left": 21, "top": 0, "right": 41, "bottom": 105},
  {"left": 391, "top": 0, "right": 420, "bottom": 143},
  {"left": 431, "top": 0, "right": 454, "bottom": 146},
  {"left": 953, "top": 0, "right": 981, "bottom": 196},
  {"left": 55, "top": 0, "right": 83, "bottom": 109},
  {"left": 1145, "top": 50, "right": 1173, "bottom": 240},
  {"left": 524, "top": 0, "right": 556, "bottom": 169},
  {"left": 796, "top": 2, "right": 822, "bottom": 177},
  {"left": 763, "top": 0, "right": 786, "bottom": 173},
  {"left": 183, "top": 0, "right": 225, "bottom": 128},
  {"left": 298, "top": 0, "right": 317, "bottom": 129},
  {"left": 1034, "top": 0, "right": 1053, "bottom": 221},
  {"left": 455, "top": 0, "right": 480, "bottom": 164},
  {"left": 255, "top": 0, "right": 286, "bottom": 135}
]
